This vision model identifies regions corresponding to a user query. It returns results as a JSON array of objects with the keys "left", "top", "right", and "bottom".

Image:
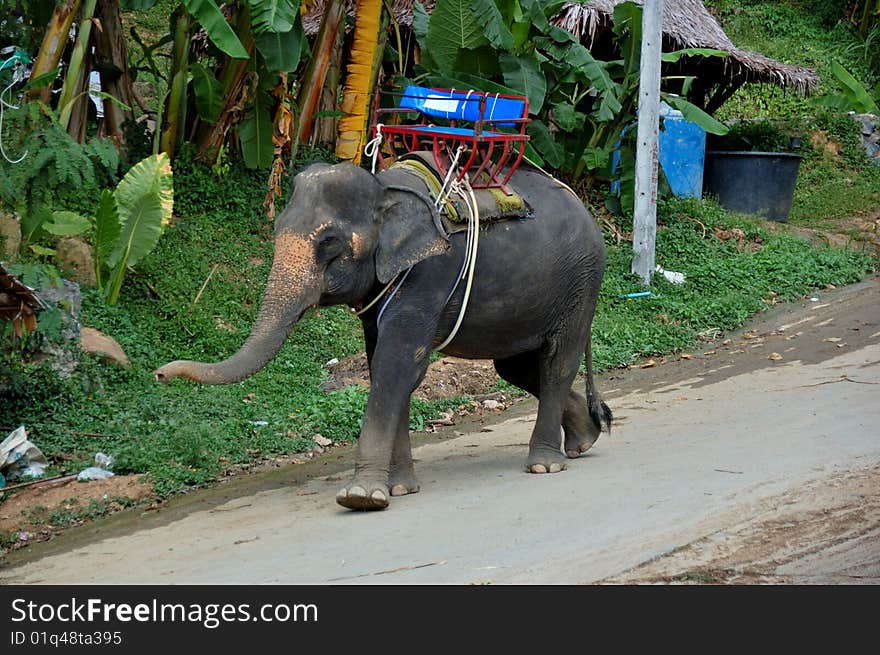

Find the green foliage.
[
  {"left": 190, "top": 63, "right": 224, "bottom": 122},
  {"left": 711, "top": 119, "right": 793, "bottom": 153},
  {"left": 182, "top": 0, "right": 249, "bottom": 59},
  {"left": 0, "top": 103, "right": 119, "bottom": 240},
  {"left": 104, "top": 154, "right": 174, "bottom": 304},
  {"left": 788, "top": 111, "right": 880, "bottom": 224},
  {"left": 249, "top": 0, "right": 299, "bottom": 33},
  {"left": 239, "top": 92, "right": 275, "bottom": 169},
  {"left": 814, "top": 61, "right": 879, "bottom": 113},
  {"left": 425, "top": 0, "right": 489, "bottom": 73},
  {"left": 708, "top": 0, "right": 877, "bottom": 119},
  {"left": 591, "top": 197, "right": 874, "bottom": 369},
  {"left": 416, "top": 0, "right": 726, "bottom": 200},
  {"left": 254, "top": 18, "right": 305, "bottom": 72}
]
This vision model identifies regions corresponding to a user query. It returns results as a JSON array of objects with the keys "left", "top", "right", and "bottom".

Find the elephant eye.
[{"left": 317, "top": 233, "right": 344, "bottom": 262}]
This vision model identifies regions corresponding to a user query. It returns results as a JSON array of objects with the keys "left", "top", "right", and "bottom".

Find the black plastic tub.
[{"left": 703, "top": 151, "right": 803, "bottom": 222}]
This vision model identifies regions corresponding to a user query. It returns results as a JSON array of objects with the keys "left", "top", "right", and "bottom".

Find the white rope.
[
  {"left": 363, "top": 123, "right": 384, "bottom": 174},
  {"left": 353, "top": 272, "right": 399, "bottom": 316},
  {"left": 435, "top": 173, "right": 479, "bottom": 352},
  {"left": 1, "top": 71, "right": 27, "bottom": 164},
  {"left": 487, "top": 93, "right": 500, "bottom": 122},
  {"left": 435, "top": 144, "right": 466, "bottom": 211}
]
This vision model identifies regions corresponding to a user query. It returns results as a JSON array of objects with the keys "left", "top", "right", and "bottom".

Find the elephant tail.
[{"left": 585, "top": 339, "right": 613, "bottom": 434}]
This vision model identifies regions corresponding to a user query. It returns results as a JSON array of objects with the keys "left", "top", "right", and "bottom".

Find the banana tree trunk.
[
  {"left": 194, "top": 6, "right": 255, "bottom": 164},
  {"left": 58, "top": 0, "right": 97, "bottom": 134},
  {"left": 28, "top": 0, "right": 83, "bottom": 104},
  {"left": 65, "top": 51, "right": 92, "bottom": 142},
  {"left": 94, "top": 0, "right": 136, "bottom": 142},
  {"left": 336, "top": 0, "right": 387, "bottom": 163},
  {"left": 159, "top": 6, "right": 192, "bottom": 159},
  {"left": 296, "top": 0, "right": 345, "bottom": 147},
  {"left": 314, "top": 8, "right": 345, "bottom": 146}
]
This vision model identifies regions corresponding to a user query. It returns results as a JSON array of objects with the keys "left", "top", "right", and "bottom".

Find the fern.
[{"left": 1, "top": 102, "right": 119, "bottom": 234}]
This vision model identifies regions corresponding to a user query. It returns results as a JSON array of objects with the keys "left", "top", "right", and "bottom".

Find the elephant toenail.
[
  {"left": 349, "top": 485, "right": 366, "bottom": 498},
  {"left": 531, "top": 464, "right": 547, "bottom": 473},
  {"left": 549, "top": 463, "right": 562, "bottom": 473},
  {"left": 336, "top": 488, "right": 348, "bottom": 499},
  {"left": 390, "top": 484, "right": 406, "bottom": 496},
  {"left": 371, "top": 490, "right": 387, "bottom": 503}
]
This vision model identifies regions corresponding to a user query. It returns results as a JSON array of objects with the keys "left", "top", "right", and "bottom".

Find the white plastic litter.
[
  {"left": 325, "top": 358, "right": 339, "bottom": 366},
  {"left": 94, "top": 452, "right": 114, "bottom": 470},
  {"left": 0, "top": 426, "right": 48, "bottom": 481},
  {"left": 77, "top": 467, "right": 115, "bottom": 481},
  {"left": 77, "top": 452, "right": 116, "bottom": 481},
  {"left": 655, "top": 265, "right": 685, "bottom": 285}
]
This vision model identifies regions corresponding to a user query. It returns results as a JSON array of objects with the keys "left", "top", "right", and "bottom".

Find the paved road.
[{"left": 4, "top": 279, "right": 879, "bottom": 584}]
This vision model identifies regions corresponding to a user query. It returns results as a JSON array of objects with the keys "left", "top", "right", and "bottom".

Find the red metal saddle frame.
[{"left": 369, "top": 86, "right": 531, "bottom": 193}]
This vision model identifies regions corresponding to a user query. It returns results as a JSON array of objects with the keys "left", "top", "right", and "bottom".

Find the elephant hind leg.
[
  {"left": 494, "top": 351, "right": 603, "bottom": 460},
  {"left": 494, "top": 350, "right": 592, "bottom": 469}
]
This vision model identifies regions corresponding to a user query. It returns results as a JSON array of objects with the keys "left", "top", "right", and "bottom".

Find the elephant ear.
[{"left": 375, "top": 184, "right": 450, "bottom": 284}]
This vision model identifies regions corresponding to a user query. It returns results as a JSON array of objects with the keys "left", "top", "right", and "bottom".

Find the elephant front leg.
[{"left": 337, "top": 341, "right": 430, "bottom": 510}]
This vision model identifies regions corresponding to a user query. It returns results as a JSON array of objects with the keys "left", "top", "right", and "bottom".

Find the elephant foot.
[
  {"left": 389, "top": 466, "right": 421, "bottom": 497},
  {"left": 564, "top": 431, "right": 599, "bottom": 459},
  {"left": 336, "top": 478, "right": 390, "bottom": 511},
  {"left": 525, "top": 448, "right": 568, "bottom": 474}
]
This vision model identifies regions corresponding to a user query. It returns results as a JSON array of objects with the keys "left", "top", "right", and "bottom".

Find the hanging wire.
[{"left": 0, "top": 53, "right": 29, "bottom": 164}]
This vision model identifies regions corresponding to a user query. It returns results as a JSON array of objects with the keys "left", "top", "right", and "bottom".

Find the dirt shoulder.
[{"left": 603, "top": 464, "right": 880, "bottom": 584}]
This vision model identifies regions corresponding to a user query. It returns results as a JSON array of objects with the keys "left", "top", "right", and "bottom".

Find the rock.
[
  {"left": 482, "top": 399, "right": 503, "bottom": 411},
  {"left": 852, "top": 113, "right": 880, "bottom": 165},
  {"left": 313, "top": 434, "right": 332, "bottom": 447},
  {"left": 56, "top": 237, "right": 96, "bottom": 286},
  {"left": 34, "top": 279, "right": 82, "bottom": 377},
  {"left": 0, "top": 210, "right": 21, "bottom": 261},
  {"left": 80, "top": 327, "right": 130, "bottom": 366}
]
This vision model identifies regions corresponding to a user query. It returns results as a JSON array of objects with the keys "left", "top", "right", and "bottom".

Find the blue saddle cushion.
[
  {"left": 385, "top": 125, "right": 511, "bottom": 139},
  {"left": 399, "top": 86, "right": 525, "bottom": 128}
]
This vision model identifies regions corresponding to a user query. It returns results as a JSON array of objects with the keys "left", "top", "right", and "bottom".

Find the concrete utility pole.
[{"left": 631, "top": 0, "right": 665, "bottom": 285}]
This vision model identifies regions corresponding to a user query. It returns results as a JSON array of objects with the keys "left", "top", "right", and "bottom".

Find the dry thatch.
[
  {"left": 303, "top": 0, "right": 818, "bottom": 95},
  {"left": 0, "top": 264, "right": 43, "bottom": 337},
  {"left": 554, "top": 0, "right": 818, "bottom": 94}
]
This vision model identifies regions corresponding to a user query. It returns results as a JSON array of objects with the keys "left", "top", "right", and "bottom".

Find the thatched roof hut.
[
  {"left": 554, "top": 0, "right": 818, "bottom": 109},
  {"left": 303, "top": 0, "right": 818, "bottom": 112}
]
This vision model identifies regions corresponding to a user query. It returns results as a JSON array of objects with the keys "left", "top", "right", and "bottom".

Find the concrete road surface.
[{"left": 3, "top": 279, "right": 879, "bottom": 584}]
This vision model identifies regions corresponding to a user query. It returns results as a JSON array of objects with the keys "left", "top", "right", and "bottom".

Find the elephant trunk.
[{"left": 153, "top": 233, "right": 319, "bottom": 385}]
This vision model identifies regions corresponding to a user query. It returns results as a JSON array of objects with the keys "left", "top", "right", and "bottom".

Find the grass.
[
  {"left": 707, "top": 0, "right": 877, "bottom": 120},
  {"left": 704, "top": 1, "right": 880, "bottom": 228},
  {"left": 592, "top": 197, "right": 874, "bottom": 369}
]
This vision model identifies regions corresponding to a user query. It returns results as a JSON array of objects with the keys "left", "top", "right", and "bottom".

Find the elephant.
[{"left": 154, "top": 158, "right": 612, "bottom": 511}]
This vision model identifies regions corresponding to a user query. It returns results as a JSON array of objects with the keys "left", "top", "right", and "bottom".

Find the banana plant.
[
  {"left": 414, "top": 0, "right": 728, "bottom": 195},
  {"left": 40, "top": 154, "right": 174, "bottom": 304},
  {"left": 100, "top": 153, "right": 173, "bottom": 304},
  {"left": 336, "top": 0, "right": 387, "bottom": 163},
  {"left": 814, "top": 61, "right": 879, "bottom": 114}
]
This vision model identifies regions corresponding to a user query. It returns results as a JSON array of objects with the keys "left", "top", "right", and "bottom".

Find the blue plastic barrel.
[
  {"left": 610, "top": 102, "right": 706, "bottom": 199},
  {"left": 657, "top": 103, "right": 706, "bottom": 198}
]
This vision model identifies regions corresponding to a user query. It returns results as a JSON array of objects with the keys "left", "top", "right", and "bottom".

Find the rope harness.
[{"left": 355, "top": 146, "right": 481, "bottom": 351}]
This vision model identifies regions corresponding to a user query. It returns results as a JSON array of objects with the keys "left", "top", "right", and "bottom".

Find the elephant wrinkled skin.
[{"left": 154, "top": 160, "right": 612, "bottom": 511}]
